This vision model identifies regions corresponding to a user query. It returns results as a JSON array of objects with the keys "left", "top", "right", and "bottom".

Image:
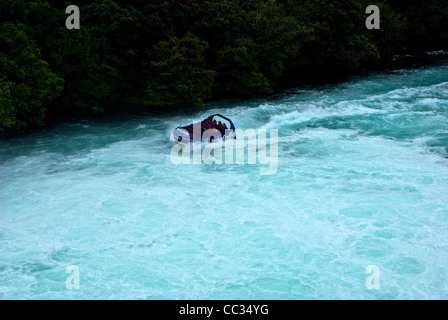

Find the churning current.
[{"left": 1, "top": 57, "right": 448, "bottom": 299}]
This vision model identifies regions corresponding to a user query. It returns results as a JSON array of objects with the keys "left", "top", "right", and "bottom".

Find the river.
[{"left": 1, "top": 56, "right": 448, "bottom": 299}]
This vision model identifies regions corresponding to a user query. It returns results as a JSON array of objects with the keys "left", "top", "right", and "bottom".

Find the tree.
[
  {"left": 214, "top": 38, "right": 271, "bottom": 97},
  {"left": 0, "top": 22, "right": 63, "bottom": 132},
  {"left": 144, "top": 33, "right": 215, "bottom": 107},
  {"left": 1, "top": 0, "right": 447, "bottom": 133},
  {"left": 0, "top": 78, "right": 15, "bottom": 130}
]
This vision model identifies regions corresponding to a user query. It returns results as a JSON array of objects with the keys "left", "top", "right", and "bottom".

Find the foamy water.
[{"left": 1, "top": 59, "right": 448, "bottom": 299}]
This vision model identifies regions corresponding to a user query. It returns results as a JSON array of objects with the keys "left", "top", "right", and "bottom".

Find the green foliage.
[
  {"left": 0, "top": 78, "right": 15, "bottom": 130},
  {"left": 144, "top": 33, "right": 215, "bottom": 106},
  {"left": 396, "top": 0, "right": 448, "bottom": 50},
  {"left": 0, "top": 22, "right": 63, "bottom": 132},
  {"left": 215, "top": 38, "right": 271, "bottom": 97},
  {"left": 1, "top": 0, "right": 447, "bottom": 132}
]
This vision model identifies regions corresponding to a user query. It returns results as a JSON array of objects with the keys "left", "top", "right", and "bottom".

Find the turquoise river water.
[{"left": 1, "top": 57, "right": 448, "bottom": 299}]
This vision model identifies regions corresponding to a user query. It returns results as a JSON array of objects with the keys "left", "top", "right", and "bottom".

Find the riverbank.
[
  {"left": 1, "top": 0, "right": 448, "bottom": 133},
  {"left": 2, "top": 50, "right": 447, "bottom": 140}
]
